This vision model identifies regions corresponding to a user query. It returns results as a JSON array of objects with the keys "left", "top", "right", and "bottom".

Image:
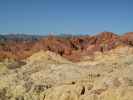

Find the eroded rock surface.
[
  {"left": 0, "top": 46, "right": 133, "bottom": 100},
  {"left": 0, "top": 32, "right": 133, "bottom": 62}
]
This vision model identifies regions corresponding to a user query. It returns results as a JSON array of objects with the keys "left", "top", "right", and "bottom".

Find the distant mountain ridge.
[
  {"left": 0, "top": 32, "right": 132, "bottom": 61},
  {"left": 0, "top": 34, "right": 43, "bottom": 42}
]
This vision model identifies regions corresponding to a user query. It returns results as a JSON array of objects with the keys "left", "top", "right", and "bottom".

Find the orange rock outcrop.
[{"left": 0, "top": 32, "right": 132, "bottom": 61}]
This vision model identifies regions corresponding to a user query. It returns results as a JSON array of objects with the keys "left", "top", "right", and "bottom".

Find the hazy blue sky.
[{"left": 0, "top": 0, "right": 132, "bottom": 35}]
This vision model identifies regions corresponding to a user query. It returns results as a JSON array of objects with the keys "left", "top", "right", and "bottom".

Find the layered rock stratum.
[
  {"left": 0, "top": 46, "right": 133, "bottom": 100},
  {"left": 0, "top": 32, "right": 133, "bottom": 61},
  {"left": 0, "top": 32, "right": 133, "bottom": 100}
]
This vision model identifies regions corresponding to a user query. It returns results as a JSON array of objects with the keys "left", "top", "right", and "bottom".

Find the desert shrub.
[
  {"left": 33, "top": 84, "right": 51, "bottom": 94},
  {"left": 0, "top": 88, "right": 8, "bottom": 100},
  {"left": 4, "top": 59, "right": 26, "bottom": 69},
  {"left": 100, "top": 43, "right": 108, "bottom": 52},
  {"left": 15, "top": 96, "right": 24, "bottom": 100}
]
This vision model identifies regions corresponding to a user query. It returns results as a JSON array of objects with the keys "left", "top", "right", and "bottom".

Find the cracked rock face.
[{"left": 0, "top": 46, "right": 133, "bottom": 100}]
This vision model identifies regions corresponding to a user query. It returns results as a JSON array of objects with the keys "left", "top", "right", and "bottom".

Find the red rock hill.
[{"left": 0, "top": 32, "right": 132, "bottom": 61}]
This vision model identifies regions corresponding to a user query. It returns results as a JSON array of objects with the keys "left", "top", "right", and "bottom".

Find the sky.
[{"left": 0, "top": 0, "right": 132, "bottom": 35}]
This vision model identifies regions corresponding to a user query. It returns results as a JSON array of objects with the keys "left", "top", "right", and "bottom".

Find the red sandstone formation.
[
  {"left": 0, "top": 41, "right": 35, "bottom": 60},
  {"left": 121, "top": 32, "right": 133, "bottom": 46},
  {"left": 0, "top": 32, "right": 132, "bottom": 61},
  {"left": 33, "top": 36, "right": 72, "bottom": 55}
]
